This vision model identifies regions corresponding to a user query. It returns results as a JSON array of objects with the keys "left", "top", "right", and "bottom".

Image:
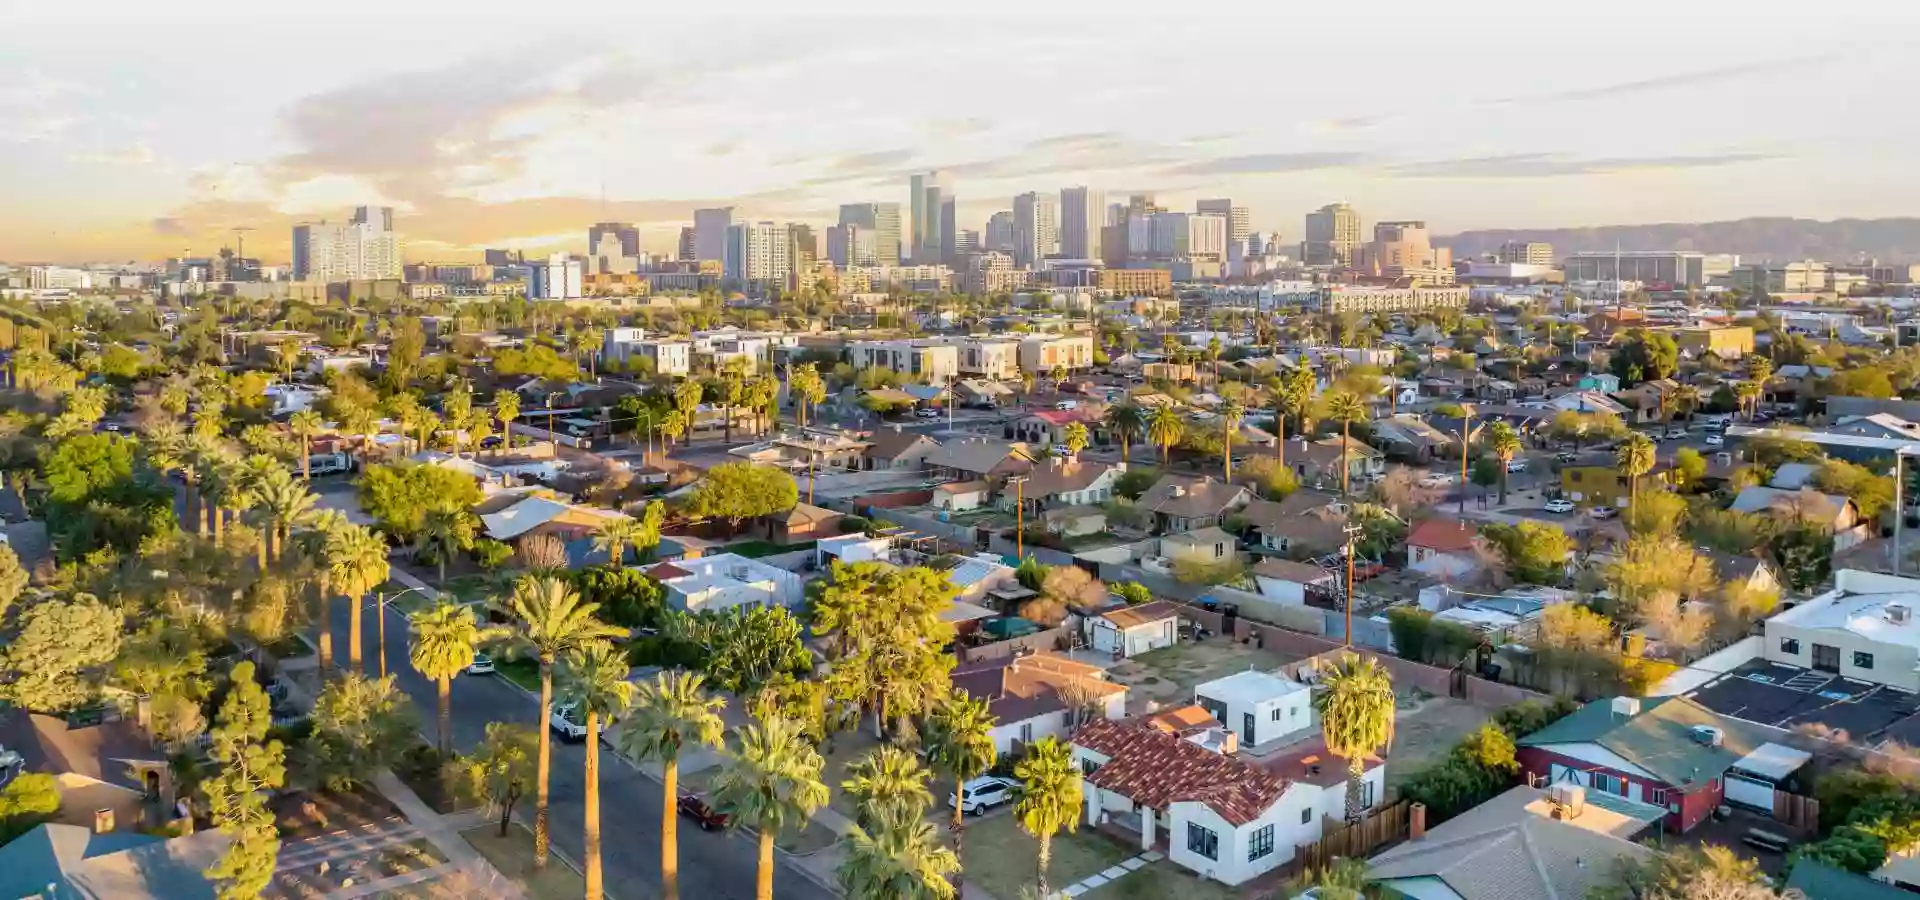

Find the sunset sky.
[{"left": 4, "top": 1, "right": 1915, "bottom": 265}]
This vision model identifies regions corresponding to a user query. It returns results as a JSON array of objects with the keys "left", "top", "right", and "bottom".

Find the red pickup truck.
[{"left": 677, "top": 794, "right": 730, "bottom": 831}]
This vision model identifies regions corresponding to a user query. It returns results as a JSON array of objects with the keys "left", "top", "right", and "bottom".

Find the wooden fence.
[
  {"left": 1282, "top": 800, "right": 1411, "bottom": 881},
  {"left": 1772, "top": 791, "right": 1821, "bottom": 836}
]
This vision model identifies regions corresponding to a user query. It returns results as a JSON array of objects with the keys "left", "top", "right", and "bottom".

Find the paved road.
[{"left": 324, "top": 591, "right": 835, "bottom": 900}]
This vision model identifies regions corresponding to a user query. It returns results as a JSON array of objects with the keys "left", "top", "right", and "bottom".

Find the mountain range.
[{"left": 1439, "top": 218, "right": 1920, "bottom": 264}]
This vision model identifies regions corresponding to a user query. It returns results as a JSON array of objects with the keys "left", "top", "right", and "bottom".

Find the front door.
[
  {"left": 1243, "top": 712, "right": 1256, "bottom": 745},
  {"left": 1812, "top": 643, "right": 1841, "bottom": 674}
]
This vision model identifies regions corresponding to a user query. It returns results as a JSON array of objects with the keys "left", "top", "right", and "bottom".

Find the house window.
[
  {"left": 1248, "top": 824, "right": 1275, "bottom": 861},
  {"left": 1080, "top": 758, "right": 1103, "bottom": 777},
  {"left": 1780, "top": 638, "right": 1799, "bottom": 655},
  {"left": 1301, "top": 807, "right": 1312, "bottom": 824},
  {"left": 1854, "top": 651, "right": 1875, "bottom": 670},
  {"left": 1271, "top": 708, "right": 1282, "bottom": 722},
  {"left": 1214, "top": 543, "right": 1225, "bottom": 558},
  {"left": 1592, "top": 772, "right": 1625, "bottom": 796},
  {"left": 1648, "top": 788, "right": 1669, "bottom": 806},
  {"left": 1186, "top": 823, "right": 1219, "bottom": 861},
  {"left": 1019, "top": 722, "right": 1034, "bottom": 743},
  {"left": 1569, "top": 470, "right": 1582, "bottom": 482}
]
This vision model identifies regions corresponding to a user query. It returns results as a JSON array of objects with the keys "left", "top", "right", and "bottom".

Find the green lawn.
[
  {"left": 958, "top": 815, "right": 1131, "bottom": 900},
  {"left": 1077, "top": 865, "right": 1241, "bottom": 900},
  {"left": 492, "top": 659, "right": 541, "bottom": 692},
  {"left": 461, "top": 824, "right": 587, "bottom": 900},
  {"left": 720, "top": 539, "right": 816, "bottom": 559}
]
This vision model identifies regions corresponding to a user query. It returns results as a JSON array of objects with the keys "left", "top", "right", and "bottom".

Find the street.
[{"left": 324, "top": 591, "right": 836, "bottom": 900}]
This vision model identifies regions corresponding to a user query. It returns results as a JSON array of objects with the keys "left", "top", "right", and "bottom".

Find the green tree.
[
  {"left": 467, "top": 722, "right": 538, "bottom": 837},
  {"left": 1062, "top": 421, "right": 1090, "bottom": 458},
  {"left": 810, "top": 562, "right": 958, "bottom": 737},
  {"left": 1146, "top": 406, "right": 1184, "bottom": 468},
  {"left": 0, "top": 773, "right": 62, "bottom": 843},
  {"left": 1615, "top": 433, "right": 1656, "bottom": 511},
  {"left": 1772, "top": 520, "right": 1835, "bottom": 593},
  {"left": 837, "top": 807, "right": 961, "bottom": 900},
  {"left": 1813, "top": 460, "right": 1895, "bottom": 519},
  {"left": 1013, "top": 736, "right": 1083, "bottom": 899},
  {"left": 410, "top": 600, "right": 502, "bottom": 754},
  {"left": 201, "top": 661, "right": 287, "bottom": 900},
  {"left": 496, "top": 575, "right": 624, "bottom": 869},
  {"left": 842, "top": 745, "right": 932, "bottom": 828},
  {"left": 0, "top": 594, "right": 123, "bottom": 712},
  {"left": 1219, "top": 399, "right": 1245, "bottom": 481},
  {"left": 614, "top": 671, "right": 728, "bottom": 900},
  {"left": 1101, "top": 404, "right": 1143, "bottom": 462},
  {"left": 309, "top": 673, "right": 418, "bottom": 790},
  {"left": 414, "top": 507, "right": 476, "bottom": 585},
  {"left": 1315, "top": 652, "right": 1396, "bottom": 822},
  {"left": 327, "top": 524, "right": 390, "bottom": 675},
  {"left": 492, "top": 390, "right": 522, "bottom": 452},
  {"left": 592, "top": 517, "right": 648, "bottom": 569},
  {"left": 556, "top": 641, "right": 635, "bottom": 900},
  {"left": 1487, "top": 422, "right": 1522, "bottom": 505},
  {"left": 1480, "top": 522, "right": 1572, "bottom": 585},
  {"left": 0, "top": 543, "right": 31, "bottom": 623},
  {"left": 1609, "top": 329, "right": 1680, "bottom": 385},
  {"left": 1323, "top": 391, "right": 1369, "bottom": 495},
  {"left": 1672, "top": 447, "right": 1708, "bottom": 489},
  {"left": 289, "top": 409, "right": 325, "bottom": 479},
  {"left": 1111, "top": 582, "right": 1153, "bottom": 605},
  {"left": 922, "top": 687, "right": 996, "bottom": 884},
  {"left": 682, "top": 462, "right": 799, "bottom": 534},
  {"left": 250, "top": 468, "right": 317, "bottom": 565},
  {"left": 356, "top": 462, "right": 485, "bottom": 542},
  {"left": 710, "top": 715, "right": 829, "bottom": 900}
]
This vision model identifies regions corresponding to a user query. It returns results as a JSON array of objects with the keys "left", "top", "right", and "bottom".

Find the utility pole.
[
  {"left": 808, "top": 447, "right": 817, "bottom": 505},
  {"left": 1008, "top": 475, "right": 1030, "bottom": 560},
  {"left": 1342, "top": 523, "right": 1363, "bottom": 647},
  {"left": 1459, "top": 413, "right": 1473, "bottom": 516}
]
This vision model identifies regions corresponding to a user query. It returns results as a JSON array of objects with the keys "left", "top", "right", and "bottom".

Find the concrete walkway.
[
  {"left": 372, "top": 770, "right": 527, "bottom": 900},
  {"left": 1054, "top": 850, "right": 1161, "bottom": 898}
]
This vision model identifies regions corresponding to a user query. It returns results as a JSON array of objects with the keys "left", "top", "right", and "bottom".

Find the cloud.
[
  {"left": 73, "top": 141, "right": 155, "bottom": 166},
  {"left": 1305, "top": 115, "right": 1383, "bottom": 134},
  {"left": 1493, "top": 57, "right": 1827, "bottom": 105},
  {"left": 1161, "top": 152, "right": 1370, "bottom": 177},
  {"left": 824, "top": 148, "right": 918, "bottom": 175},
  {"left": 3, "top": 115, "right": 78, "bottom": 143},
  {"left": 1025, "top": 131, "right": 1123, "bottom": 151},
  {"left": 151, "top": 218, "right": 189, "bottom": 236},
  {"left": 704, "top": 140, "right": 740, "bottom": 158},
  {"left": 1387, "top": 152, "right": 1779, "bottom": 179}
]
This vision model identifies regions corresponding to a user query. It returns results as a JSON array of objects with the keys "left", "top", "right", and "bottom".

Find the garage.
[{"left": 1724, "top": 742, "right": 1812, "bottom": 814}]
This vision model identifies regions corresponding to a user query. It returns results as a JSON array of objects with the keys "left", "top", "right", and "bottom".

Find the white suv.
[
  {"left": 951, "top": 776, "right": 1018, "bottom": 816},
  {"left": 549, "top": 703, "right": 609, "bottom": 743}
]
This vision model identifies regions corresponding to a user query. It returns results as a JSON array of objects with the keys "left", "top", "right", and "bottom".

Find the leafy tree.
[
  {"left": 42, "top": 433, "right": 173, "bottom": 559},
  {"left": 309, "top": 673, "right": 419, "bottom": 790},
  {"left": 1813, "top": 460, "right": 1895, "bottom": 519},
  {"left": 837, "top": 807, "right": 960, "bottom": 900},
  {"left": 1623, "top": 491, "right": 1689, "bottom": 538},
  {"left": 1771, "top": 520, "right": 1834, "bottom": 593},
  {"left": 1315, "top": 652, "right": 1396, "bottom": 822},
  {"left": 709, "top": 715, "right": 829, "bottom": 900},
  {"left": 556, "top": 641, "right": 634, "bottom": 900},
  {"left": 1399, "top": 723, "right": 1518, "bottom": 822},
  {"left": 1113, "top": 467, "right": 1158, "bottom": 500},
  {"left": 1035, "top": 566, "right": 1104, "bottom": 626},
  {"left": 614, "top": 671, "right": 727, "bottom": 900},
  {"left": 1112, "top": 582, "right": 1153, "bottom": 605},
  {"left": 1796, "top": 826, "right": 1890, "bottom": 874},
  {"left": 1479, "top": 522, "right": 1572, "bottom": 585},
  {"left": 0, "top": 594, "right": 123, "bottom": 712},
  {"left": 1672, "top": 447, "right": 1708, "bottom": 489},
  {"left": 811, "top": 562, "right": 958, "bottom": 738},
  {"left": 492, "top": 344, "right": 580, "bottom": 380},
  {"left": 1687, "top": 507, "right": 1774, "bottom": 555},
  {"left": 0, "top": 773, "right": 62, "bottom": 843},
  {"left": 1470, "top": 455, "right": 1501, "bottom": 491},
  {"left": 1596, "top": 844, "right": 1776, "bottom": 900},
  {"left": 201, "top": 661, "right": 287, "bottom": 900},
  {"left": 1486, "top": 422, "right": 1522, "bottom": 504},
  {"left": 414, "top": 508, "right": 477, "bottom": 585},
  {"left": 842, "top": 745, "right": 932, "bottom": 828},
  {"left": 496, "top": 575, "right": 624, "bottom": 869},
  {"left": 356, "top": 462, "right": 485, "bottom": 542},
  {"left": 1609, "top": 329, "right": 1680, "bottom": 384},
  {"left": 456, "top": 723, "right": 537, "bottom": 837},
  {"left": 0, "top": 543, "right": 28, "bottom": 622},
  {"left": 410, "top": 600, "right": 503, "bottom": 754},
  {"left": 1101, "top": 404, "right": 1143, "bottom": 462},
  {"left": 1146, "top": 406, "right": 1184, "bottom": 467},
  {"left": 681, "top": 462, "right": 798, "bottom": 534},
  {"left": 1014, "top": 736, "right": 1083, "bottom": 899}
]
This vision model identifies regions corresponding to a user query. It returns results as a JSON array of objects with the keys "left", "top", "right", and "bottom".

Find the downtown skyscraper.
[
  {"left": 1012, "top": 191, "right": 1058, "bottom": 269},
  {"left": 837, "top": 202, "right": 901, "bottom": 264},
  {"left": 909, "top": 171, "right": 954, "bottom": 265},
  {"left": 1058, "top": 186, "right": 1105, "bottom": 261}
]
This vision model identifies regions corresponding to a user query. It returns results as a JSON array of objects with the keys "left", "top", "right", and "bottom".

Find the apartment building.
[
  {"left": 691, "top": 329, "right": 794, "bottom": 374},
  {"left": 848, "top": 340, "right": 959, "bottom": 383},
  {"left": 602, "top": 328, "right": 691, "bottom": 376},
  {"left": 1311, "top": 285, "right": 1469, "bottom": 314},
  {"left": 1097, "top": 268, "right": 1173, "bottom": 296},
  {"left": 1019, "top": 334, "right": 1096, "bottom": 373},
  {"left": 1497, "top": 241, "right": 1554, "bottom": 266},
  {"left": 950, "top": 337, "right": 1022, "bottom": 379},
  {"left": 1563, "top": 251, "right": 1737, "bottom": 289}
]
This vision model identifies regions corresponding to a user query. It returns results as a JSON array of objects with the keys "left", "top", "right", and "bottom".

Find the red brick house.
[{"left": 1515, "top": 696, "right": 1805, "bottom": 833}]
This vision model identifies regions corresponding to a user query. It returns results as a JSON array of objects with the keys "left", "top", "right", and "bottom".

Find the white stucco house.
[
  {"left": 952, "top": 653, "right": 1127, "bottom": 757},
  {"left": 1072, "top": 718, "right": 1386, "bottom": 886},
  {"left": 1086, "top": 600, "right": 1180, "bottom": 658},
  {"left": 1193, "top": 671, "right": 1314, "bottom": 750},
  {"left": 645, "top": 554, "right": 805, "bottom": 614},
  {"left": 1763, "top": 568, "right": 1920, "bottom": 692}
]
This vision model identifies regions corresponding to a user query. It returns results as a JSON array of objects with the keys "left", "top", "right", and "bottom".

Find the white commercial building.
[
  {"left": 292, "top": 205, "right": 401, "bottom": 282},
  {"left": 948, "top": 336, "right": 1022, "bottom": 379},
  {"left": 1763, "top": 569, "right": 1920, "bottom": 692},
  {"left": 1013, "top": 191, "right": 1059, "bottom": 269},
  {"left": 1017, "top": 334, "right": 1096, "bottom": 373},
  {"left": 1059, "top": 186, "right": 1105, "bottom": 262},
  {"left": 602, "top": 327, "right": 691, "bottom": 376},
  {"left": 847, "top": 339, "right": 959, "bottom": 383},
  {"left": 529, "top": 253, "right": 584, "bottom": 299},
  {"left": 724, "top": 221, "right": 794, "bottom": 284}
]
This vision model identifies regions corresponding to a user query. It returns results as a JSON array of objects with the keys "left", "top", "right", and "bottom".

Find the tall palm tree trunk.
[
  {"left": 535, "top": 660, "right": 553, "bottom": 869},
  {"left": 1276, "top": 414, "right": 1287, "bottom": 468},
  {"left": 316, "top": 575, "right": 334, "bottom": 673},
  {"left": 256, "top": 531, "right": 269, "bottom": 570},
  {"left": 302, "top": 447, "right": 311, "bottom": 480},
  {"left": 1341, "top": 422, "right": 1353, "bottom": 494},
  {"left": 1346, "top": 756, "right": 1367, "bottom": 823},
  {"left": 1499, "top": 466, "right": 1509, "bottom": 505},
  {"left": 1037, "top": 834, "right": 1054, "bottom": 900},
  {"left": 436, "top": 677, "right": 452, "bottom": 755},
  {"left": 662, "top": 757, "right": 682, "bottom": 900},
  {"left": 584, "top": 710, "right": 603, "bottom": 900},
  {"left": 348, "top": 591, "right": 363, "bottom": 674},
  {"left": 756, "top": 829, "right": 775, "bottom": 900}
]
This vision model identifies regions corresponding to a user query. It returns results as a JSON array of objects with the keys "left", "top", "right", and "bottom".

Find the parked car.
[
  {"left": 1418, "top": 473, "right": 1454, "bottom": 488},
  {"left": 1054, "top": 400, "right": 1078, "bottom": 411},
  {"left": 549, "top": 702, "right": 607, "bottom": 743},
  {"left": 915, "top": 408, "right": 941, "bottom": 419},
  {"left": 1544, "top": 499, "right": 1576, "bottom": 514},
  {"left": 1506, "top": 459, "right": 1528, "bottom": 473},
  {"left": 1590, "top": 506, "right": 1618, "bottom": 519},
  {"left": 1554, "top": 452, "right": 1578, "bottom": 463},
  {"left": 677, "top": 794, "right": 730, "bottom": 831},
  {"left": 951, "top": 776, "right": 1018, "bottom": 816},
  {"left": 1704, "top": 434, "right": 1725, "bottom": 446},
  {"left": 466, "top": 653, "right": 495, "bottom": 675},
  {"left": 1664, "top": 428, "right": 1688, "bottom": 440}
]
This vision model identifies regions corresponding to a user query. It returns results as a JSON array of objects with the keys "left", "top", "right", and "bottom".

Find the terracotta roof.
[
  {"left": 1256, "top": 737, "right": 1384, "bottom": 788},
  {"left": 1100, "top": 600, "right": 1180, "bottom": 629},
  {"left": 1073, "top": 718, "right": 1290, "bottom": 825},
  {"left": 1026, "top": 408, "right": 1097, "bottom": 426},
  {"left": 950, "top": 653, "right": 1125, "bottom": 726},
  {"left": 1407, "top": 518, "right": 1477, "bottom": 553},
  {"left": 646, "top": 562, "right": 693, "bottom": 580}
]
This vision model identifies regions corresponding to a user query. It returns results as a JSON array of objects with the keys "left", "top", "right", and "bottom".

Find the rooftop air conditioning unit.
[
  {"left": 1548, "top": 783, "right": 1586, "bottom": 819},
  {"left": 1691, "top": 725, "right": 1724, "bottom": 747},
  {"left": 1611, "top": 697, "right": 1642, "bottom": 719},
  {"left": 1890, "top": 604, "right": 1912, "bottom": 625}
]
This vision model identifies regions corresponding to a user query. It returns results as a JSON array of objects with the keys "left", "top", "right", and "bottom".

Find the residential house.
[
  {"left": 1086, "top": 600, "right": 1180, "bottom": 658},
  {"left": 1559, "top": 460, "right": 1673, "bottom": 508},
  {"left": 1158, "top": 526, "right": 1238, "bottom": 571},
  {"left": 1368, "top": 785, "right": 1660, "bottom": 900},
  {"left": 1370, "top": 416, "right": 1453, "bottom": 463},
  {"left": 1547, "top": 390, "right": 1630, "bottom": 417},
  {"left": 1072, "top": 717, "right": 1385, "bottom": 887},
  {"left": 476, "top": 491, "right": 634, "bottom": 543},
  {"left": 955, "top": 378, "right": 1015, "bottom": 408},
  {"left": 932, "top": 481, "right": 989, "bottom": 512},
  {"left": 1761, "top": 568, "right": 1920, "bottom": 691},
  {"left": 1578, "top": 373, "right": 1622, "bottom": 392},
  {"left": 1516, "top": 696, "right": 1806, "bottom": 832},
  {"left": 1828, "top": 413, "right": 1920, "bottom": 441},
  {"left": 1730, "top": 486, "right": 1869, "bottom": 552},
  {"left": 0, "top": 714, "right": 174, "bottom": 836},
  {"left": 1789, "top": 858, "right": 1920, "bottom": 900},
  {"left": 1002, "top": 458, "right": 1123, "bottom": 513},
  {"left": 951, "top": 653, "right": 1128, "bottom": 756},
  {"left": 1615, "top": 378, "right": 1683, "bottom": 424},
  {"left": 863, "top": 426, "right": 940, "bottom": 471},
  {"left": 0, "top": 823, "right": 231, "bottom": 900},
  {"left": 1406, "top": 518, "right": 1481, "bottom": 579},
  {"left": 762, "top": 502, "right": 840, "bottom": 544},
  {"left": 646, "top": 553, "right": 806, "bottom": 613},
  {"left": 1701, "top": 550, "right": 1780, "bottom": 599},
  {"left": 1193, "top": 670, "right": 1313, "bottom": 749},
  {"left": 1290, "top": 436, "right": 1386, "bottom": 488},
  {"left": 1252, "top": 558, "right": 1338, "bottom": 605},
  {"left": 925, "top": 438, "right": 1035, "bottom": 482},
  {"left": 1014, "top": 407, "right": 1104, "bottom": 447},
  {"left": 1042, "top": 506, "right": 1107, "bottom": 538},
  {"left": 1240, "top": 490, "right": 1350, "bottom": 558},
  {"left": 1135, "top": 474, "right": 1252, "bottom": 534}
]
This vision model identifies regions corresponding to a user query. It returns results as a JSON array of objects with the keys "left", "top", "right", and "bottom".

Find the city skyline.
[{"left": 4, "top": 3, "right": 1916, "bottom": 263}]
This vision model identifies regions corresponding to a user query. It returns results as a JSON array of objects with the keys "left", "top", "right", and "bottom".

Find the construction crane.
[{"left": 231, "top": 226, "right": 255, "bottom": 260}]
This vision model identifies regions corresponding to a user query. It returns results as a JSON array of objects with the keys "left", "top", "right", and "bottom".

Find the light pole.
[
  {"left": 546, "top": 390, "right": 565, "bottom": 450},
  {"left": 1007, "top": 475, "right": 1030, "bottom": 560},
  {"left": 1342, "top": 523, "right": 1362, "bottom": 647},
  {"left": 1457, "top": 413, "right": 1474, "bottom": 516},
  {"left": 376, "top": 586, "right": 435, "bottom": 680}
]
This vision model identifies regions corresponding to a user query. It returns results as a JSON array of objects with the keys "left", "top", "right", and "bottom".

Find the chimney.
[
  {"left": 93, "top": 808, "right": 114, "bottom": 834},
  {"left": 1409, "top": 802, "right": 1427, "bottom": 840}
]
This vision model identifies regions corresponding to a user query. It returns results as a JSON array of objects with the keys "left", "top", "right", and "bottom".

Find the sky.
[{"left": 4, "top": 0, "right": 1918, "bottom": 265}]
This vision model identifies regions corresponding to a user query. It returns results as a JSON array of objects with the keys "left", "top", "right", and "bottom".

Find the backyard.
[
  {"left": 1382, "top": 693, "right": 1490, "bottom": 798},
  {"left": 1105, "top": 638, "right": 1307, "bottom": 712}
]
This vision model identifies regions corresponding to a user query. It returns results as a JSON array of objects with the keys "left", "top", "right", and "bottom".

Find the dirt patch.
[
  {"left": 1383, "top": 695, "right": 1490, "bottom": 799},
  {"left": 273, "top": 787, "right": 407, "bottom": 840},
  {"left": 1106, "top": 638, "right": 1307, "bottom": 713}
]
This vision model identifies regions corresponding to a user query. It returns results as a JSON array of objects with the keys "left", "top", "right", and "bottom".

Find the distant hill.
[{"left": 1440, "top": 218, "right": 1920, "bottom": 264}]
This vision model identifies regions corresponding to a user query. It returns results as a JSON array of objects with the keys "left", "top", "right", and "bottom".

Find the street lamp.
[
  {"left": 373, "top": 586, "right": 436, "bottom": 680},
  {"left": 1342, "top": 522, "right": 1363, "bottom": 647},
  {"left": 1006, "top": 475, "right": 1031, "bottom": 560}
]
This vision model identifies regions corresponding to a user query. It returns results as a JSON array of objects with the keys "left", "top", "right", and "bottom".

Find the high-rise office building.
[
  {"left": 838, "top": 202, "right": 902, "bottom": 264},
  {"left": 955, "top": 230, "right": 981, "bottom": 256},
  {"left": 1303, "top": 202, "right": 1363, "bottom": 267},
  {"left": 530, "top": 253, "right": 583, "bottom": 299},
  {"left": 985, "top": 211, "right": 1015, "bottom": 252},
  {"left": 724, "top": 221, "right": 794, "bottom": 283},
  {"left": 940, "top": 196, "right": 958, "bottom": 266},
  {"left": 484, "top": 248, "right": 522, "bottom": 267},
  {"left": 1197, "top": 199, "right": 1250, "bottom": 245},
  {"left": 677, "top": 227, "right": 697, "bottom": 262},
  {"left": 827, "top": 224, "right": 877, "bottom": 267},
  {"left": 588, "top": 222, "right": 641, "bottom": 259},
  {"left": 292, "top": 205, "right": 401, "bottom": 282},
  {"left": 1150, "top": 213, "right": 1227, "bottom": 261},
  {"left": 1058, "top": 186, "right": 1105, "bottom": 261},
  {"left": 1126, "top": 194, "right": 1164, "bottom": 219},
  {"left": 1107, "top": 202, "right": 1127, "bottom": 227},
  {"left": 1497, "top": 240, "right": 1554, "bottom": 266},
  {"left": 693, "top": 207, "right": 734, "bottom": 265},
  {"left": 909, "top": 171, "right": 951, "bottom": 265},
  {"left": 1012, "top": 192, "right": 1058, "bottom": 269}
]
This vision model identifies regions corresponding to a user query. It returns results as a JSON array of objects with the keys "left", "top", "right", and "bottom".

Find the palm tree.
[
  {"left": 1748, "top": 357, "right": 1773, "bottom": 410},
  {"left": 592, "top": 518, "right": 647, "bottom": 569},
  {"left": 674, "top": 380, "right": 703, "bottom": 445},
  {"left": 497, "top": 576, "right": 625, "bottom": 869},
  {"left": 660, "top": 409, "right": 688, "bottom": 451},
  {"left": 710, "top": 715, "right": 829, "bottom": 900},
  {"left": 492, "top": 390, "right": 521, "bottom": 453},
  {"left": 1013, "top": 736, "right": 1083, "bottom": 900},
  {"left": 289, "top": 410, "right": 325, "bottom": 480},
  {"left": 327, "top": 524, "right": 390, "bottom": 675},
  {"left": 293, "top": 512, "right": 347, "bottom": 673},
  {"left": 1674, "top": 383, "right": 1703, "bottom": 422},
  {"left": 1323, "top": 391, "right": 1370, "bottom": 495},
  {"left": 1019, "top": 371, "right": 1036, "bottom": 403},
  {"left": 1733, "top": 380, "right": 1762, "bottom": 422},
  {"left": 251, "top": 468, "right": 316, "bottom": 565},
  {"left": 1315, "top": 652, "right": 1396, "bottom": 822},
  {"left": 556, "top": 641, "right": 634, "bottom": 900},
  {"left": 837, "top": 807, "right": 961, "bottom": 900},
  {"left": 1487, "top": 422, "right": 1522, "bottom": 505},
  {"left": 1101, "top": 404, "right": 1143, "bottom": 463},
  {"left": 922, "top": 689, "right": 995, "bottom": 896},
  {"left": 1616, "top": 432, "right": 1657, "bottom": 511},
  {"left": 1061, "top": 422, "right": 1089, "bottom": 459},
  {"left": 842, "top": 746, "right": 932, "bottom": 828},
  {"left": 1220, "top": 399, "right": 1245, "bottom": 482},
  {"left": 615, "top": 671, "right": 727, "bottom": 900},
  {"left": 414, "top": 508, "right": 475, "bottom": 585},
  {"left": 1147, "top": 406, "right": 1184, "bottom": 469},
  {"left": 409, "top": 600, "right": 501, "bottom": 754}
]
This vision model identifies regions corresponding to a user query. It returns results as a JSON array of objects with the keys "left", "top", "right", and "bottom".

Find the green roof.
[
  {"left": 1785, "top": 859, "right": 1914, "bottom": 900},
  {"left": 1516, "top": 696, "right": 1766, "bottom": 787}
]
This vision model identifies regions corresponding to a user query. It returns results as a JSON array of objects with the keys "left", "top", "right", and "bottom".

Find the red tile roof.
[
  {"left": 646, "top": 562, "right": 693, "bottom": 580},
  {"left": 1407, "top": 517, "right": 1477, "bottom": 554},
  {"left": 1027, "top": 409, "right": 1096, "bottom": 426},
  {"left": 1073, "top": 718, "right": 1290, "bottom": 825}
]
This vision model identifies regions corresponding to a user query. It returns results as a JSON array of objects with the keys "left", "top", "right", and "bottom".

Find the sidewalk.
[{"left": 373, "top": 770, "right": 526, "bottom": 900}]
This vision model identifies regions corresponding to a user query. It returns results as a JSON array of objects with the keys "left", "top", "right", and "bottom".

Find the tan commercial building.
[
  {"left": 848, "top": 340, "right": 959, "bottom": 383},
  {"left": 1311, "top": 285, "right": 1468, "bottom": 314},
  {"left": 1671, "top": 325, "right": 1754, "bottom": 359},
  {"left": 949, "top": 337, "right": 1022, "bottom": 379},
  {"left": 1303, "top": 202, "right": 1363, "bottom": 267},
  {"left": 1019, "top": 335, "right": 1096, "bottom": 373},
  {"left": 1096, "top": 268, "right": 1173, "bottom": 295},
  {"left": 1497, "top": 241, "right": 1554, "bottom": 266}
]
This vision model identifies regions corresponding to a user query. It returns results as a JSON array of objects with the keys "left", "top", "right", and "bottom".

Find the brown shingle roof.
[
  {"left": 865, "top": 428, "right": 938, "bottom": 461},
  {"left": 1136, "top": 474, "right": 1250, "bottom": 518},
  {"left": 1253, "top": 558, "right": 1336, "bottom": 584},
  {"left": 1020, "top": 459, "right": 1118, "bottom": 498},
  {"left": 1100, "top": 599, "right": 1180, "bottom": 629},
  {"left": 950, "top": 653, "right": 1125, "bottom": 725},
  {"left": 1073, "top": 718, "right": 1290, "bottom": 825}
]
